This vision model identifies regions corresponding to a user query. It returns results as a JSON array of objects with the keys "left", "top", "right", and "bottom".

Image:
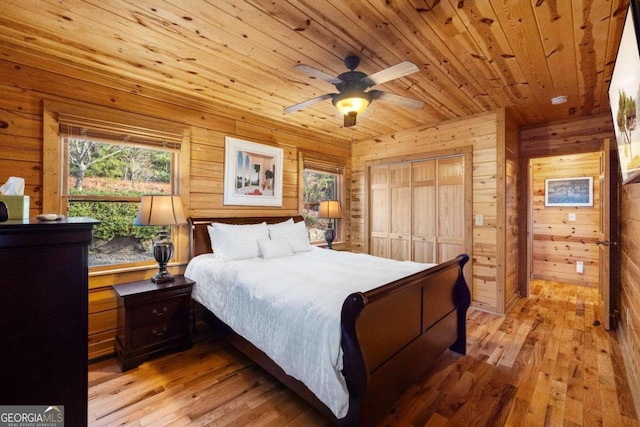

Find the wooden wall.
[
  {"left": 351, "top": 109, "right": 518, "bottom": 314},
  {"left": 502, "top": 109, "right": 520, "bottom": 313},
  {"left": 619, "top": 181, "right": 640, "bottom": 417},
  {"left": 530, "top": 153, "right": 601, "bottom": 286},
  {"left": 520, "top": 113, "right": 640, "bottom": 417},
  {"left": 0, "top": 58, "right": 350, "bottom": 360}
]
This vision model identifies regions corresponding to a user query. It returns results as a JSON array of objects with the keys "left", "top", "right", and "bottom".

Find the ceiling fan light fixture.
[
  {"left": 286, "top": 56, "right": 422, "bottom": 126},
  {"left": 344, "top": 111, "right": 358, "bottom": 127},
  {"left": 332, "top": 91, "right": 372, "bottom": 115}
]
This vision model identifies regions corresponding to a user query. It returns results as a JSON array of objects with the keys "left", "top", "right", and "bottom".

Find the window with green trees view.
[
  {"left": 65, "top": 138, "right": 176, "bottom": 267},
  {"left": 303, "top": 169, "right": 341, "bottom": 243}
]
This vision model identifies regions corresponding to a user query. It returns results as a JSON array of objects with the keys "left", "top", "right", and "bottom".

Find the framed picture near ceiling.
[
  {"left": 608, "top": 1, "right": 640, "bottom": 184},
  {"left": 544, "top": 177, "right": 593, "bottom": 207},
  {"left": 223, "top": 137, "right": 283, "bottom": 207}
]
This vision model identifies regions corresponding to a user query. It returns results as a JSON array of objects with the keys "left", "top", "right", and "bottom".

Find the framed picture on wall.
[
  {"left": 223, "top": 137, "right": 283, "bottom": 207},
  {"left": 544, "top": 177, "right": 593, "bottom": 207},
  {"left": 608, "top": 2, "right": 640, "bottom": 184}
]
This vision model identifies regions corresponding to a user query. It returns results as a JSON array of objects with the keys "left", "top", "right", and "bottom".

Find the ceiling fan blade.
[
  {"left": 361, "top": 61, "right": 420, "bottom": 87},
  {"left": 283, "top": 93, "right": 336, "bottom": 113},
  {"left": 369, "top": 90, "right": 424, "bottom": 109},
  {"left": 292, "top": 64, "right": 343, "bottom": 85}
]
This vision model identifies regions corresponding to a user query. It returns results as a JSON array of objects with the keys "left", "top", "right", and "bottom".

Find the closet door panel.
[
  {"left": 438, "top": 184, "right": 464, "bottom": 236},
  {"left": 390, "top": 185, "right": 411, "bottom": 235},
  {"left": 371, "top": 237, "right": 390, "bottom": 258},
  {"left": 371, "top": 185, "right": 389, "bottom": 234},
  {"left": 438, "top": 238, "right": 465, "bottom": 263},
  {"left": 390, "top": 163, "right": 411, "bottom": 260},
  {"left": 370, "top": 165, "right": 389, "bottom": 257},
  {"left": 390, "top": 238, "right": 411, "bottom": 261},
  {"left": 437, "top": 157, "right": 465, "bottom": 262},
  {"left": 413, "top": 240, "right": 435, "bottom": 264},
  {"left": 413, "top": 160, "right": 436, "bottom": 263}
]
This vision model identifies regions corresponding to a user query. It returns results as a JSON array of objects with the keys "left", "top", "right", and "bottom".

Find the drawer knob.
[
  {"left": 152, "top": 306, "right": 168, "bottom": 317},
  {"left": 152, "top": 326, "right": 168, "bottom": 337}
]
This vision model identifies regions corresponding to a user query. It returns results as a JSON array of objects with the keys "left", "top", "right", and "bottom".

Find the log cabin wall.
[
  {"left": 619, "top": 180, "right": 640, "bottom": 416},
  {"left": 351, "top": 109, "right": 519, "bottom": 314},
  {"left": 530, "top": 153, "right": 601, "bottom": 286},
  {"left": 503, "top": 110, "right": 520, "bottom": 313},
  {"left": 519, "top": 113, "right": 640, "bottom": 416},
  {"left": 0, "top": 58, "right": 350, "bottom": 360}
]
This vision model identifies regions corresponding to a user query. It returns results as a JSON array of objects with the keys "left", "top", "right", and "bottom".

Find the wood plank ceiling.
[{"left": 0, "top": 0, "right": 629, "bottom": 141}]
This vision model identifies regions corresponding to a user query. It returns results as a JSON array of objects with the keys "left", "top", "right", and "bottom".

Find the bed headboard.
[{"left": 188, "top": 216, "right": 305, "bottom": 258}]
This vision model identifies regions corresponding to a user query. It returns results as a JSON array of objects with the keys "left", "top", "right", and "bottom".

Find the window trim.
[
  {"left": 299, "top": 152, "right": 345, "bottom": 246},
  {"left": 43, "top": 100, "right": 190, "bottom": 274}
]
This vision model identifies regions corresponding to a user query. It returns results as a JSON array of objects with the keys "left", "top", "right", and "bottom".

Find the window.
[
  {"left": 45, "top": 107, "right": 186, "bottom": 271},
  {"left": 302, "top": 159, "right": 343, "bottom": 244},
  {"left": 64, "top": 138, "right": 175, "bottom": 267}
]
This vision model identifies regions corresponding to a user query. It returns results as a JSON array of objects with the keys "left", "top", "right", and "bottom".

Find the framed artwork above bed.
[{"left": 223, "top": 137, "right": 283, "bottom": 206}]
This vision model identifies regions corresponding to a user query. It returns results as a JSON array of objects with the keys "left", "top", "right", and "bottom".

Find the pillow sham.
[
  {"left": 207, "top": 221, "right": 269, "bottom": 261},
  {"left": 268, "top": 220, "right": 312, "bottom": 253},
  {"left": 258, "top": 237, "right": 294, "bottom": 260},
  {"left": 267, "top": 217, "right": 294, "bottom": 236}
]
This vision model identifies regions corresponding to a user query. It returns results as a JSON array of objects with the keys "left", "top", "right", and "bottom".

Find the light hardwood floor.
[{"left": 88, "top": 280, "right": 639, "bottom": 426}]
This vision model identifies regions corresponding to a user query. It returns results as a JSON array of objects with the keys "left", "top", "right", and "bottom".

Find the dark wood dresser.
[
  {"left": 114, "top": 275, "right": 194, "bottom": 371},
  {"left": 0, "top": 218, "right": 97, "bottom": 427}
]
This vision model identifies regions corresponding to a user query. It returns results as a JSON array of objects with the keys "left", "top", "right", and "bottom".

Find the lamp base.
[
  {"left": 152, "top": 229, "right": 174, "bottom": 283},
  {"left": 151, "top": 271, "right": 175, "bottom": 283},
  {"left": 324, "top": 227, "right": 336, "bottom": 250}
]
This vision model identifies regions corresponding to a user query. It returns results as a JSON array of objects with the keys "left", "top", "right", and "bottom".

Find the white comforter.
[{"left": 184, "top": 247, "right": 434, "bottom": 418}]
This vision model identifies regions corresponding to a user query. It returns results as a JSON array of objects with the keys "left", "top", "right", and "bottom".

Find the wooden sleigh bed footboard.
[
  {"left": 188, "top": 216, "right": 470, "bottom": 426},
  {"left": 340, "top": 253, "right": 470, "bottom": 426}
]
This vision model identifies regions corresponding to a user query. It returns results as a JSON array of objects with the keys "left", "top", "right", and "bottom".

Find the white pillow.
[
  {"left": 269, "top": 220, "right": 312, "bottom": 253},
  {"left": 267, "top": 217, "right": 294, "bottom": 237},
  {"left": 258, "top": 237, "right": 294, "bottom": 260},
  {"left": 207, "top": 222, "right": 269, "bottom": 261}
]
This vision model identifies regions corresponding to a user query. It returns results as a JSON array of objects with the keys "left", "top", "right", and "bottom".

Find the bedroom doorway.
[{"left": 524, "top": 142, "right": 617, "bottom": 329}]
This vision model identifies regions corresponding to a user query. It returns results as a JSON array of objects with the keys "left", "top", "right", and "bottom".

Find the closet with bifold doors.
[{"left": 367, "top": 152, "right": 471, "bottom": 265}]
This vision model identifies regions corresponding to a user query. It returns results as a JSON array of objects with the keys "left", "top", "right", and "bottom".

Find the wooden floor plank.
[{"left": 88, "top": 280, "right": 640, "bottom": 426}]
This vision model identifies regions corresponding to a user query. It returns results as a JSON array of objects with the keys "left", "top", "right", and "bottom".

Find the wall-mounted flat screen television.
[{"left": 609, "top": 1, "right": 640, "bottom": 184}]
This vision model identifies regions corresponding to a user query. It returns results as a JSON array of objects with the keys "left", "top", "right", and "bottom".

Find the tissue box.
[{"left": 0, "top": 195, "right": 30, "bottom": 219}]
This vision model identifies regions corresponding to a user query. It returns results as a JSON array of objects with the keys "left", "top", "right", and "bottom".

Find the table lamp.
[
  {"left": 134, "top": 195, "right": 187, "bottom": 283},
  {"left": 318, "top": 200, "right": 343, "bottom": 249}
]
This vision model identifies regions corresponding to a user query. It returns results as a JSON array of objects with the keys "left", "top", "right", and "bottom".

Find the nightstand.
[{"left": 114, "top": 275, "right": 194, "bottom": 371}]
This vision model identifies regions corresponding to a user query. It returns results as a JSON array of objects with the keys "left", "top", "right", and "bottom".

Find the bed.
[{"left": 186, "top": 216, "right": 470, "bottom": 426}]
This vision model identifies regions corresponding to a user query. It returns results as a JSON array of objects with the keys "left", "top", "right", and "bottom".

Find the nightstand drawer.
[
  {"left": 131, "top": 315, "right": 188, "bottom": 348},
  {"left": 131, "top": 297, "right": 188, "bottom": 326}
]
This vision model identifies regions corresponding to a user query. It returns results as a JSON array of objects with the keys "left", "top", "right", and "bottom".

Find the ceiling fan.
[{"left": 284, "top": 55, "right": 425, "bottom": 127}]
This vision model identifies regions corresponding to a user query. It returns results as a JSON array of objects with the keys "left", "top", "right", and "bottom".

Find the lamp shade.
[
  {"left": 318, "top": 200, "right": 343, "bottom": 219},
  {"left": 134, "top": 195, "right": 187, "bottom": 226},
  {"left": 332, "top": 91, "right": 372, "bottom": 115}
]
